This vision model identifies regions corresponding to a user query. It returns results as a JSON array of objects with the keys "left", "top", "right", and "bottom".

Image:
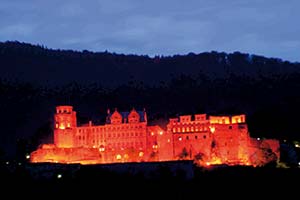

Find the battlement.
[
  {"left": 209, "top": 114, "right": 246, "bottom": 124},
  {"left": 56, "top": 105, "right": 73, "bottom": 114}
]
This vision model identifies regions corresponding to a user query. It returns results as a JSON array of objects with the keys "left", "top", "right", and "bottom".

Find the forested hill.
[
  {"left": 1, "top": 41, "right": 299, "bottom": 87},
  {"left": 0, "top": 41, "right": 300, "bottom": 158}
]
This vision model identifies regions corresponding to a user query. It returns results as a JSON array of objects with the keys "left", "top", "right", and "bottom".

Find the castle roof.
[{"left": 107, "top": 109, "right": 146, "bottom": 123}]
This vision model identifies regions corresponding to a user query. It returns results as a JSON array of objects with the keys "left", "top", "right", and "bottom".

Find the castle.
[{"left": 30, "top": 105, "right": 280, "bottom": 166}]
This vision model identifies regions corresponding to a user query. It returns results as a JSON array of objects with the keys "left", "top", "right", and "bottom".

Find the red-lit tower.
[{"left": 54, "top": 105, "right": 77, "bottom": 148}]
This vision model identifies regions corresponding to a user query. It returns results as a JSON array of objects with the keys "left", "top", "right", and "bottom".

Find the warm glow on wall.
[
  {"left": 59, "top": 124, "right": 65, "bottom": 129},
  {"left": 30, "top": 105, "right": 279, "bottom": 167},
  {"left": 116, "top": 154, "right": 121, "bottom": 160}
]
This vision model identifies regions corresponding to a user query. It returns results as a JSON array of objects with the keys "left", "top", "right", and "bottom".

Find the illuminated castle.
[{"left": 30, "top": 105, "right": 280, "bottom": 166}]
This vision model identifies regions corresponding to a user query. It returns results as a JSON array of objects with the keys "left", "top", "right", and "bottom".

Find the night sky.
[{"left": 1, "top": 0, "right": 299, "bottom": 62}]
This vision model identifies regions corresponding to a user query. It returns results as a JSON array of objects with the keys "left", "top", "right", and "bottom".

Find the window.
[
  {"left": 186, "top": 136, "right": 189, "bottom": 140},
  {"left": 203, "top": 135, "right": 206, "bottom": 139},
  {"left": 229, "top": 126, "right": 232, "bottom": 129},
  {"left": 195, "top": 135, "right": 198, "bottom": 139}
]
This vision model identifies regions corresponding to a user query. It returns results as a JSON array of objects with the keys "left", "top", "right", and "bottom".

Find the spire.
[{"left": 143, "top": 107, "right": 147, "bottom": 123}]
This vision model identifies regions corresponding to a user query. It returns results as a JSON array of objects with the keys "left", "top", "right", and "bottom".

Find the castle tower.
[{"left": 54, "top": 105, "right": 77, "bottom": 148}]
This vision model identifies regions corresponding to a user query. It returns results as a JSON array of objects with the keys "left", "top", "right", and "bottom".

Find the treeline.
[{"left": 1, "top": 41, "right": 299, "bottom": 87}]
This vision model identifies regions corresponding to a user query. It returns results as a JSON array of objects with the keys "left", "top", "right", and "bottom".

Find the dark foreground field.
[{"left": 1, "top": 163, "right": 299, "bottom": 199}]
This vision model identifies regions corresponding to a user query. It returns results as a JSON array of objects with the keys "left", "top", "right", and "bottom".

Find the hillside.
[
  {"left": 1, "top": 41, "right": 299, "bottom": 87},
  {"left": 0, "top": 41, "right": 300, "bottom": 158}
]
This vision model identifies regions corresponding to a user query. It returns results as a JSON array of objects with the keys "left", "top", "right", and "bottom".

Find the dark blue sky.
[{"left": 1, "top": 0, "right": 299, "bottom": 62}]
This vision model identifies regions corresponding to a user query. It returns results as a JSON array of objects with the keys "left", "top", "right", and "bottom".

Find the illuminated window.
[
  {"left": 182, "top": 128, "right": 185, "bottom": 132},
  {"left": 159, "top": 131, "right": 163, "bottom": 135},
  {"left": 187, "top": 127, "right": 189, "bottom": 132},
  {"left": 178, "top": 137, "right": 182, "bottom": 141},
  {"left": 173, "top": 128, "right": 176, "bottom": 133},
  {"left": 195, "top": 127, "right": 198, "bottom": 131},
  {"left": 177, "top": 128, "right": 180, "bottom": 132},
  {"left": 59, "top": 123, "right": 65, "bottom": 130},
  {"left": 116, "top": 154, "right": 121, "bottom": 160},
  {"left": 191, "top": 127, "right": 194, "bottom": 132},
  {"left": 55, "top": 123, "right": 59, "bottom": 128}
]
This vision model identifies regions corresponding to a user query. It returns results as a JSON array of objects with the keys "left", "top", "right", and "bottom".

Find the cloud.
[
  {"left": 0, "top": 24, "right": 36, "bottom": 38},
  {"left": 0, "top": 0, "right": 299, "bottom": 62}
]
